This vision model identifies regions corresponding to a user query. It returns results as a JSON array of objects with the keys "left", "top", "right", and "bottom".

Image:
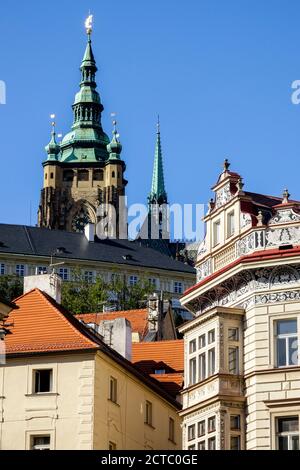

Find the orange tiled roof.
[
  {"left": 132, "top": 341, "right": 184, "bottom": 398},
  {"left": 132, "top": 340, "right": 184, "bottom": 374},
  {"left": 149, "top": 372, "right": 183, "bottom": 397},
  {"left": 5, "top": 289, "right": 100, "bottom": 354},
  {"left": 76, "top": 309, "right": 148, "bottom": 339}
]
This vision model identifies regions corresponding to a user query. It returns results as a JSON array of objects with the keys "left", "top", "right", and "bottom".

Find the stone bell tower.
[{"left": 38, "top": 17, "right": 127, "bottom": 234}]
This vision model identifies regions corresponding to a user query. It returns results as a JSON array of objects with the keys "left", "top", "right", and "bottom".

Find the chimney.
[
  {"left": 98, "top": 317, "right": 132, "bottom": 361},
  {"left": 24, "top": 273, "right": 62, "bottom": 304},
  {"left": 84, "top": 223, "right": 95, "bottom": 242}
]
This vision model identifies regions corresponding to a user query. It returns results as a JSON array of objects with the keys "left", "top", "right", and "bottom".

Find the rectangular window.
[
  {"left": 84, "top": 271, "right": 94, "bottom": 283},
  {"left": 208, "top": 329, "right": 215, "bottom": 344},
  {"left": 188, "top": 424, "right": 195, "bottom": 441},
  {"left": 16, "top": 264, "right": 25, "bottom": 277},
  {"left": 37, "top": 266, "right": 48, "bottom": 275},
  {"left": 276, "top": 417, "right": 299, "bottom": 450},
  {"left": 228, "top": 347, "right": 239, "bottom": 374},
  {"left": 189, "top": 339, "right": 197, "bottom": 354},
  {"left": 0, "top": 263, "right": 5, "bottom": 275},
  {"left": 109, "top": 376, "right": 117, "bottom": 403},
  {"left": 276, "top": 319, "right": 298, "bottom": 367},
  {"left": 174, "top": 281, "right": 183, "bottom": 294},
  {"left": 208, "top": 436, "right": 216, "bottom": 450},
  {"left": 228, "top": 327, "right": 239, "bottom": 341},
  {"left": 188, "top": 444, "right": 195, "bottom": 450},
  {"left": 58, "top": 268, "right": 69, "bottom": 281},
  {"left": 199, "top": 334, "right": 206, "bottom": 349},
  {"left": 230, "top": 435, "right": 241, "bottom": 450},
  {"left": 189, "top": 358, "right": 197, "bottom": 385},
  {"left": 108, "top": 441, "right": 116, "bottom": 450},
  {"left": 198, "top": 353, "right": 206, "bottom": 381},
  {"left": 145, "top": 401, "right": 153, "bottom": 426},
  {"left": 213, "top": 220, "right": 221, "bottom": 247},
  {"left": 129, "top": 275, "right": 138, "bottom": 286},
  {"left": 208, "top": 348, "right": 216, "bottom": 376},
  {"left": 227, "top": 211, "right": 235, "bottom": 238},
  {"left": 34, "top": 369, "right": 52, "bottom": 394},
  {"left": 169, "top": 417, "right": 175, "bottom": 442},
  {"left": 230, "top": 415, "right": 241, "bottom": 430},
  {"left": 198, "top": 441, "right": 205, "bottom": 450},
  {"left": 31, "top": 435, "right": 50, "bottom": 451},
  {"left": 198, "top": 420, "right": 205, "bottom": 437},
  {"left": 148, "top": 278, "right": 157, "bottom": 288},
  {"left": 208, "top": 416, "right": 216, "bottom": 433}
]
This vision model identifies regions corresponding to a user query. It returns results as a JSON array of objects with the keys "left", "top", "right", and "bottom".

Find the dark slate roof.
[{"left": 0, "top": 224, "right": 195, "bottom": 275}]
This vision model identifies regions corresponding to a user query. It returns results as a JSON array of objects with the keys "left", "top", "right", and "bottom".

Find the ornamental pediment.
[{"left": 268, "top": 208, "right": 300, "bottom": 225}]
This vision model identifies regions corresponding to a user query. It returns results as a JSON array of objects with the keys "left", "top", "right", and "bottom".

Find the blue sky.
[{"left": 1, "top": 0, "right": 300, "bottom": 226}]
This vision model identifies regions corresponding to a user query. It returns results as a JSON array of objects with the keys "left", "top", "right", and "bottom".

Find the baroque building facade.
[{"left": 179, "top": 160, "right": 300, "bottom": 450}]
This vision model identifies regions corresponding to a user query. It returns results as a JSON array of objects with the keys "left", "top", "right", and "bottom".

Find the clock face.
[{"left": 72, "top": 211, "right": 91, "bottom": 233}]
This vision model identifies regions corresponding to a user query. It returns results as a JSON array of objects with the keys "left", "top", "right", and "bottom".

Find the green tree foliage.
[
  {"left": 0, "top": 275, "right": 23, "bottom": 302},
  {"left": 61, "top": 269, "right": 154, "bottom": 314}
]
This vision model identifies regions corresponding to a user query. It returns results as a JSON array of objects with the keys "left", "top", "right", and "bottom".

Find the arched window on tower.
[
  {"left": 78, "top": 170, "right": 89, "bottom": 181},
  {"left": 93, "top": 169, "right": 104, "bottom": 181},
  {"left": 63, "top": 170, "right": 74, "bottom": 182},
  {"left": 112, "top": 171, "right": 115, "bottom": 178}
]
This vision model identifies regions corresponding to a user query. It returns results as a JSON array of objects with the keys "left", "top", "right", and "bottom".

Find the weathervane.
[
  {"left": 50, "top": 113, "right": 56, "bottom": 134},
  {"left": 111, "top": 112, "right": 120, "bottom": 140},
  {"left": 85, "top": 14, "right": 93, "bottom": 36}
]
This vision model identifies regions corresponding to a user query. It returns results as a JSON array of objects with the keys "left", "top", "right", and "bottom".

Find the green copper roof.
[
  {"left": 45, "top": 125, "right": 60, "bottom": 161},
  {"left": 107, "top": 120, "right": 122, "bottom": 160},
  {"left": 44, "top": 28, "right": 120, "bottom": 165},
  {"left": 149, "top": 119, "right": 167, "bottom": 204}
]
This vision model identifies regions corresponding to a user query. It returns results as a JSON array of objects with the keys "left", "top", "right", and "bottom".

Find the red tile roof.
[
  {"left": 5, "top": 289, "right": 100, "bottom": 354},
  {"left": 76, "top": 309, "right": 148, "bottom": 339},
  {"left": 149, "top": 373, "right": 183, "bottom": 397},
  {"left": 132, "top": 340, "right": 184, "bottom": 374},
  {"left": 132, "top": 340, "right": 184, "bottom": 398}
]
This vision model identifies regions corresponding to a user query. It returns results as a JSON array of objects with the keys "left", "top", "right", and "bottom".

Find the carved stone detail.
[
  {"left": 269, "top": 209, "right": 300, "bottom": 225},
  {"left": 265, "top": 226, "right": 300, "bottom": 247},
  {"left": 240, "top": 212, "right": 252, "bottom": 229},
  {"left": 215, "top": 183, "right": 232, "bottom": 209}
]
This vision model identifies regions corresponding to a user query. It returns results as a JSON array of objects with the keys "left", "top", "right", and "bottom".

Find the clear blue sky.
[{"left": 1, "top": 0, "right": 300, "bottom": 226}]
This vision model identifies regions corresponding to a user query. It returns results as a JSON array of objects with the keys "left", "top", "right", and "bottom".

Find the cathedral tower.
[{"left": 38, "top": 17, "right": 127, "bottom": 233}]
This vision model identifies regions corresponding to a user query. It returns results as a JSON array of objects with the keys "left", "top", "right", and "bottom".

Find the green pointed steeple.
[
  {"left": 107, "top": 120, "right": 122, "bottom": 160},
  {"left": 45, "top": 118, "right": 60, "bottom": 161},
  {"left": 57, "top": 19, "right": 111, "bottom": 163},
  {"left": 148, "top": 117, "right": 168, "bottom": 205}
]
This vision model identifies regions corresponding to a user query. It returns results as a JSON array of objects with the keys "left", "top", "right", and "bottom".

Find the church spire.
[
  {"left": 72, "top": 14, "right": 104, "bottom": 130},
  {"left": 45, "top": 114, "right": 60, "bottom": 160},
  {"left": 149, "top": 116, "right": 168, "bottom": 205}
]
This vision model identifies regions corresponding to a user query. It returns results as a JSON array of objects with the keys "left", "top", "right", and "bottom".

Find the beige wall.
[
  {"left": 0, "top": 353, "right": 95, "bottom": 450},
  {"left": 0, "top": 351, "right": 182, "bottom": 450},
  {"left": 93, "top": 351, "right": 181, "bottom": 450}
]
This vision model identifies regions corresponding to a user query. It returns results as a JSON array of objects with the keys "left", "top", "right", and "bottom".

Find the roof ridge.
[{"left": 17, "top": 289, "right": 100, "bottom": 349}]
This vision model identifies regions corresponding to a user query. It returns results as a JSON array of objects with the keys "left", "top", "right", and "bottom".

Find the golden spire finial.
[{"left": 85, "top": 14, "right": 93, "bottom": 36}]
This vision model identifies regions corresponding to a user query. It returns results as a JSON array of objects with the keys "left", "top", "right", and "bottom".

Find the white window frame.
[
  {"left": 275, "top": 318, "right": 298, "bottom": 368},
  {"left": 58, "top": 267, "right": 70, "bottom": 281},
  {"left": 213, "top": 220, "right": 221, "bottom": 247},
  {"left": 129, "top": 275, "right": 138, "bottom": 286},
  {"left": 276, "top": 416, "right": 299, "bottom": 450},
  {"left": 227, "top": 211, "right": 235, "bottom": 238},
  {"left": 174, "top": 281, "right": 183, "bottom": 294},
  {"left": 16, "top": 264, "right": 26, "bottom": 277}
]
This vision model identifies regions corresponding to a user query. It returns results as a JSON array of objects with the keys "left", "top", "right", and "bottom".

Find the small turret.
[{"left": 45, "top": 115, "right": 60, "bottom": 161}]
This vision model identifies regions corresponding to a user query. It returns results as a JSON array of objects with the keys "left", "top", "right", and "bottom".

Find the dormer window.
[
  {"left": 227, "top": 211, "right": 235, "bottom": 238},
  {"left": 213, "top": 220, "right": 221, "bottom": 247}
]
